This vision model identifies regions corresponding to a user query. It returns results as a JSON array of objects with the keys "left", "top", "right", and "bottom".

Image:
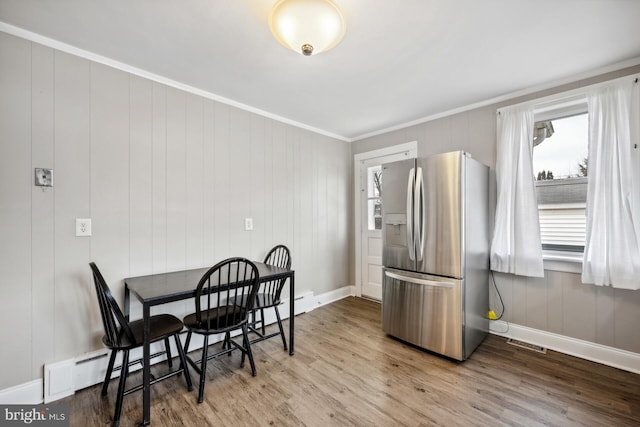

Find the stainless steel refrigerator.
[{"left": 381, "top": 151, "right": 489, "bottom": 361}]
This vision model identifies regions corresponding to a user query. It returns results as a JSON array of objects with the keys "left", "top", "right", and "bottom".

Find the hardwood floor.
[{"left": 64, "top": 297, "right": 640, "bottom": 426}]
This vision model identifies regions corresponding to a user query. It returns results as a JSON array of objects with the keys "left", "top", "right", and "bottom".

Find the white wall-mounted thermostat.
[{"left": 35, "top": 168, "right": 53, "bottom": 187}]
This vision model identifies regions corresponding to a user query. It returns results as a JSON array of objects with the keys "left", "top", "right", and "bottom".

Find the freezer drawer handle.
[{"left": 385, "top": 271, "right": 454, "bottom": 288}]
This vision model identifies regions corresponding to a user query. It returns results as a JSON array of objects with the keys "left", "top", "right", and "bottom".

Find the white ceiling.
[{"left": 1, "top": 0, "right": 640, "bottom": 141}]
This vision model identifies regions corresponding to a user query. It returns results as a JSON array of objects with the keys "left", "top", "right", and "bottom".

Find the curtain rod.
[{"left": 497, "top": 72, "right": 640, "bottom": 115}]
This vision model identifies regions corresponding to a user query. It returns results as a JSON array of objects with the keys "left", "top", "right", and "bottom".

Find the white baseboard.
[
  {"left": 2, "top": 286, "right": 354, "bottom": 404},
  {"left": 0, "top": 379, "right": 43, "bottom": 404},
  {"left": 309, "top": 285, "right": 355, "bottom": 310},
  {"left": 490, "top": 320, "right": 640, "bottom": 374}
]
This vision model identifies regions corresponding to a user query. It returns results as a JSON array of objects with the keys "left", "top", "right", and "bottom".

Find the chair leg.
[
  {"left": 224, "top": 331, "right": 231, "bottom": 355},
  {"left": 101, "top": 350, "right": 117, "bottom": 396},
  {"left": 112, "top": 350, "right": 129, "bottom": 427},
  {"left": 260, "top": 308, "right": 266, "bottom": 335},
  {"left": 240, "top": 332, "right": 246, "bottom": 368},
  {"left": 242, "top": 324, "right": 257, "bottom": 377},
  {"left": 184, "top": 331, "right": 192, "bottom": 354},
  {"left": 174, "top": 334, "right": 193, "bottom": 391},
  {"left": 197, "top": 335, "right": 209, "bottom": 404},
  {"left": 274, "top": 306, "right": 288, "bottom": 351},
  {"left": 164, "top": 337, "right": 173, "bottom": 368}
]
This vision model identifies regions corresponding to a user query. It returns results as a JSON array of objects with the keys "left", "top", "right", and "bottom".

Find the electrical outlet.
[
  {"left": 244, "top": 218, "right": 253, "bottom": 231},
  {"left": 76, "top": 218, "right": 92, "bottom": 237}
]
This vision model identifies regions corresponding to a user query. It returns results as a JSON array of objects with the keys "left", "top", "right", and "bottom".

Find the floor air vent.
[{"left": 507, "top": 339, "right": 547, "bottom": 354}]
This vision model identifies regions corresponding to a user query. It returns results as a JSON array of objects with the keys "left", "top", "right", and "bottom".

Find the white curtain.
[
  {"left": 491, "top": 106, "right": 544, "bottom": 277},
  {"left": 582, "top": 79, "right": 640, "bottom": 289}
]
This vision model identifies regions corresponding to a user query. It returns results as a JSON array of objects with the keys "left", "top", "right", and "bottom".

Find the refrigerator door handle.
[
  {"left": 406, "top": 168, "right": 416, "bottom": 261},
  {"left": 414, "top": 167, "right": 426, "bottom": 261},
  {"left": 384, "top": 270, "right": 454, "bottom": 288}
]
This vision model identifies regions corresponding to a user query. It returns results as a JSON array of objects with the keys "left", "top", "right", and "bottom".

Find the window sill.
[{"left": 542, "top": 250, "right": 582, "bottom": 274}]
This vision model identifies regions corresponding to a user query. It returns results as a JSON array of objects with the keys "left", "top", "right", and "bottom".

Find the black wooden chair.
[
  {"left": 248, "top": 245, "right": 291, "bottom": 349},
  {"left": 90, "top": 262, "right": 193, "bottom": 427},
  {"left": 182, "top": 257, "right": 260, "bottom": 403}
]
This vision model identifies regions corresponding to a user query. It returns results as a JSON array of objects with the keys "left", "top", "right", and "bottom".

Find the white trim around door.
[{"left": 354, "top": 141, "right": 418, "bottom": 299}]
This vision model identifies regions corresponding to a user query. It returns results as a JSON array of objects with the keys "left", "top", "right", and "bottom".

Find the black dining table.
[{"left": 124, "top": 261, "right": 295, "bottom": 426}]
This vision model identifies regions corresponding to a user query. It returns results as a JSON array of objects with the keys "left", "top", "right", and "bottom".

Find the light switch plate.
[
  {"left": 35, "top": 168, "right": 53, "bottom": 187},
  {"left": 76, "top": 218, "right": 92, "bottom": 237}
]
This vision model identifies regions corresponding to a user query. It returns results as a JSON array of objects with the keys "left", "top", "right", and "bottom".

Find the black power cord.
[{"left": 489, "top": 270, "right": 505, "bottom": 321}]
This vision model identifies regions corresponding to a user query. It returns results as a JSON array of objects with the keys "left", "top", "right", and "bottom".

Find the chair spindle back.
[
  {"left": 195, "top": 258, "right": 259, "bottom": 331},
  {"left": 90, "top": 262, "right": 134, "bottom": 347},
  {"left": 261, "top": 245, "right": 291, "bottom": 302}
]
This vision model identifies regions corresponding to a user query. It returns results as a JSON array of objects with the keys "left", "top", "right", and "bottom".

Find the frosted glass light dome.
[{"left": 269, "top": 0, "right": 346, "bottom": 56}]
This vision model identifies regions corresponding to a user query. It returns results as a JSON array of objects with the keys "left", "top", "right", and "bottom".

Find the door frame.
[{"left": 354, "top": 141, "right": 418, "bottom": 298}]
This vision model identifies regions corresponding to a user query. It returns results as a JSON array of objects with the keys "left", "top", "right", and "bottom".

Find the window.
[
  {"left": 367, "top": 165, "right": 382, "bottom": 230},
  {"left": 532, "top": 103, "right": 588, "bottom": 253}
]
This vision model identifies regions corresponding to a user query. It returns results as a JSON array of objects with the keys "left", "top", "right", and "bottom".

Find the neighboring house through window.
[{"left": 532, "top": 99, "right": 588, "bottom": 253}]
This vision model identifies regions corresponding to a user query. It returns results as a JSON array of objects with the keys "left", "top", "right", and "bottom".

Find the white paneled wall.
[{"left": 0, "top": 32, "right": 351, "bottom": 391}]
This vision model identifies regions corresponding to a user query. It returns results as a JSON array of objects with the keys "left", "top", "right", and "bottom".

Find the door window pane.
[{"left": 367, "top": 166, "right": 382, "bottom": 230}]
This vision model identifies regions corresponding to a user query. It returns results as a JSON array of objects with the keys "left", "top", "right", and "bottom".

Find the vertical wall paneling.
[
  {"left": 53, "top": 51, "right": 92, "bottom": 359},
  {"left": 249, "top": 113, "right": 266, "bottom": 261},
  {"left": 594, "top": 285, "right": 615, "bottom": 348},
  {"left": 90, "top": 63, "right": 130, "bottom": 309},
  {"left": 286, "top": 127, "right": 295, "bottom": 252},
  {"left": 422, "top": 117, "right": 447, "bottom": 156},
  {"left": 467, "top": 107, "right": 495, "bottom": 168},
  {"left": 317, "top": 140, "right": 329, "bottom": 293},
  {"left": 524, "top": 275, "right": 548, "bottom": 331},
  {"left": 545, "top": 270, "right": 564, "bottom": 335},
  {"left": 263, "top": 119, "right": 274, "bottom": 255},
  {"left": 185, "top": 94, "right": 204, "bottom": 269},
  {"left": 450, "top": 111, "right": 468, "bottom": 153},
  {"left": 562, "top": 274, "right": 596, "bottom": 342},
  {"left": 0, "top": 33, "right": 32, "bottom": 389},
  {"left": 165, "top": 88, "right": 187, "bottom": 271},
  {"left": 291, "top": 130, "right": 303, "bottom": 295},
  {"left": 289, "top": 129, "right": 302, "bottom": 301},
  {"left": 0, "top": 32, "right": 351, "bottom": 391},
  {"left": 228, "top": 108, "right": 251, "bottom": 255},
  {"left": 297, "top": 133, "right": 313, "bottom": 297},
  {"left": 311, "top": 133, "right": 320, "bottom": 292},
  {"left": 129, "top": 75, "right": 153, "bottom": 276},
  {"left": 151, "top": 83, "right": 167, "bottom": 274},
  {"left": 30, "top": 43, "right": 56, "bottom": 379},
  {"left": 291, "top": 129, "right": 301, "bottom": 296},
  {"left": 329, "top": 137, "right": 339, "bottom": 289},
  {"left": 271, "top": 122, "right": 287, "bottom": 246},
  {"left": 212, "top": 102, "right": 230, "bottom": 261},
  {"left": 202, "top": 100, "right": 216, "bottom": 265},
  {"left": 338, "top": 140, "right": 350, "bottom": 287},
  {"left": 490, "top": 273, "right": 512, "bottom": 323},
  {"left": 613, "top": 289, "right": 640, "bottom": 354}
]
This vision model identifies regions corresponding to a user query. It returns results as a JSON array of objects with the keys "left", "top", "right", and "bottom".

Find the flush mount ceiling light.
[{"left": 269, "top": 0, "right": 346, "bottom": 56}]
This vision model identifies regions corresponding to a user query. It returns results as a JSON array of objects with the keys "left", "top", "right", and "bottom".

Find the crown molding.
[
  {"left": 351, "top": 56, "right": 640, "bottom": 142},
  {"left": 0, "top": 21, "right": 350, "bottom": 143}
]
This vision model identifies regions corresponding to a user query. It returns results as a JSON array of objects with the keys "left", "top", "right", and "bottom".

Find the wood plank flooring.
[{"left": 63, "top": 297, "right": 640, "bottom": 426}]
